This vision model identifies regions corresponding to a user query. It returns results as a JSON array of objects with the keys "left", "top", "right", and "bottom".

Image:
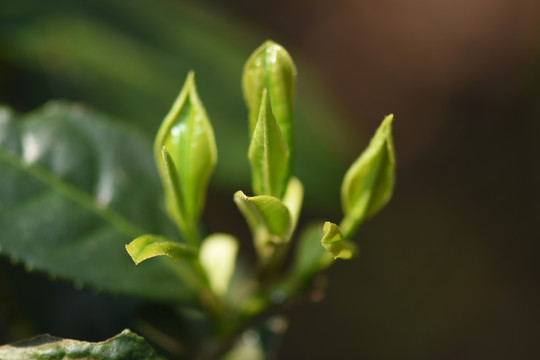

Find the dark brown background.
[{"left": 204, "top": 0, "right": 540, "bottom": 358}]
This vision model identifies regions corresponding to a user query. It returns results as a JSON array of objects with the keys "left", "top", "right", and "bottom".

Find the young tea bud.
[
  {"left": 154, "top": 72, "right": 217, "bottom": 243},
  {"left": 340, "top": 115, "right": 395, "bottom": 239},
  {"left": 243, "top": 40, "right": 297, "bottom": 173}
]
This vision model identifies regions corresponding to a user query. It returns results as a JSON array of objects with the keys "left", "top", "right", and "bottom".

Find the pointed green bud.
[
  {"left": 248, "top": 89, "right": 290, "bottom": 198},
  {"left": 340, "top": 115, "right": 396, "bottom": 238},
  {"left": 243, "top": 40, "right": 296, "bottom": 163},
  {"left": 234, "top": 191, "right": 292, "bottom": 260},
  {"left": 321, "top": 222, "right": 357, "bottom": 260},
  {"left": 126, "top": 234, "right": 196, "bottom": 265},
  {"left": 154, "top": 72, "right": 217, "bottom": 239}
]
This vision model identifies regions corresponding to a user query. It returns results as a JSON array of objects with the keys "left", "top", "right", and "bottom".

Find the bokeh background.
[{"left": 1, "top": 0, "right": 540, "bottom": 359}]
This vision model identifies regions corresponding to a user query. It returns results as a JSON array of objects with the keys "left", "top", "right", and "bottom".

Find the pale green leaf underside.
[
  {"left": 0, "top": 103, "right": 197, "bottom": 302},
  {"left": 340, "top": 114, "right": 396, "bottom": 238},
  {"left": 282, "top": 177, "right": 304, "bottom": 232},
  {"left": 199, "top": 233, "right": 239, "bottom": 297},
  {"left": 321, "top": 222, "right": 357, "bottom": 260},
  {"left": 0, "top": 329, "right": 161, "bottom": 360},
  {"left": 248, "top": 89, "right": 290, "bottom": 198},
  {"left": 126, "top": 234, "right": 196, "bottom": 265}
]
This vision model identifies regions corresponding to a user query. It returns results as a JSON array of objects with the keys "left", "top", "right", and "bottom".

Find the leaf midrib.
[{"left": 0, "top": 147, "right": 146, "bottom": 238}]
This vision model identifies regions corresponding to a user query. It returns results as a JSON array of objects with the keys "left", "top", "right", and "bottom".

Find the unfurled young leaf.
[
  {"left": 321, "top": 222, "right": 357, "bottom": 260},
  {"left": 126, "top": 234, "right": 196, "bottom": 265},
  {"left": 154, "top": 72, "right": 217, "bottom": 239},
  {"left": 243, "top": 40, "right": 296, "bottom": 163},
  {"left": 234, "top": 191, "right": 292, "bottom": 259},
  {"left": 248, "top": 89, "right": 290, "bottom": 198},
  {"left": 199, "top": 233, "right": 239, "bottom": 297},
  {"left": 340, "top": 115, "right": 395, "bottom": 239}
]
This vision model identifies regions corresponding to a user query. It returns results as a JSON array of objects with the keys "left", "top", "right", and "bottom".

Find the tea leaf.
[
  {"left": 0, "top": 330, "right": 161, "bottom": 360},
  {"left": 243, "top": 40, "right": 296, "bottom": 164},
  {"left": 248, "top": 90, "right": 290, "bottom": 198},
  {"left": 199, "top": 233, "right": 239, "bottom": 297},
  {"left": 0, "top": 103, "right": 198, "bottom": 302},
  {"left": 126, "top": 234, "right": 196, "bottom": 265},
  {"left": 321, "top": 222, "right": 357, "bottom": 260},
  {"left": 341, "top": 115, "right": 395, "bottom": 238},
  {"left": 234, "top": 191, "right": 292, "bottom": 259},
  {"left": 155, "top": 72, "right": 217, "bottom": 234},
  {"left": 282, "top": 176, "right": 304, "bottom": 232}
]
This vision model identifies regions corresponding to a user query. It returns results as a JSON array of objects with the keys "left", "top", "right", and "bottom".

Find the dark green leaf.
[
  {"left": 0, "top": 102, "right": 197, "bottom": 302},
  {"left": 0, "top": 329, "right": 161, "bottom": 360},
  {"left": 248, "top": 89, "right": 290, "bottom": 198},
  {"left": 340, "top": 115, "right": 396, "bottom": 238}
]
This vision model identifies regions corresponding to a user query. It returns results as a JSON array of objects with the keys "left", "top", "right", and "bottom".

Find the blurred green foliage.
[{"left": 0, "top": 0, "right": 353, "bottom": 208}]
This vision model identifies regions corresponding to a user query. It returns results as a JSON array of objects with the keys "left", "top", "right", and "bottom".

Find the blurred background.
[{"left": 1, "top": 0, "right": 539, "bottom": 359}]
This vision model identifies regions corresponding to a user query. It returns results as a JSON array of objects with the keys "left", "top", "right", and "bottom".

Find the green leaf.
[
  {"left": 0, "top": 329, "right": 161, "bottom": 360},
  {"left": 0, "top": 102, "right": 198, "bottom": 302},
  {"left": 321, "top": 222, "right": 357, "bottom": 260},
  {"left": 243, "top": 40, "right": 297, "bottom": 164},
  {"left": 126, "top": 234, "right": 196, "bottom": 265},
  {"left": 340, "top": 114, "right": 396, "bottom": 238},
  {"left": 234, "top": 191, "right": 292, "bottom": 259},
  {"left": 199, "top": 233, "right": 239, "bottom": 297},
  {"left": 1, "top": 4, "right": 354, "bottom": 209},
  {"left": 155, "top": 72, "right": 217, "bottom": 234},
  {"left": 248, "top": 89, "right": 290, "bottom": 198}
]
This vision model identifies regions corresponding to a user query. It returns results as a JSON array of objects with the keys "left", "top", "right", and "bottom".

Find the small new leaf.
[
  {"left": 200, "top": 234, "right": 239, "bottom": 297},
  {"left": 160, "top": 147, "right": 185, "bottom": 231},
  {"left": 234, "top": 191, "right": 292, "bottom": 259},
  {"left": 340, "top": 114, "right": 395, "bottom": 238},
  {"left": 321, "top": 222, "right": 357, "bottom": 260},
  {"left": 248, "top": 89, "right": 290, "bottom": 198},
  {"left": 154, "top": 72, "right": 217, "bottom": 229},
  {"left": 243, "top": 40, "right": 296, "bottom": 161},
  {"left": 126, "top": 234, "right": 196, "bottom": 265}
]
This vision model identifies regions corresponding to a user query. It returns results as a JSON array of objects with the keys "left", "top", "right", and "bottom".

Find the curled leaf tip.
[
  {"left": 126, "top": 235, "right": 196, "bottom": 265},
  {"left": 321, "top": 222, "right": 357, "bottom": 260}
]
